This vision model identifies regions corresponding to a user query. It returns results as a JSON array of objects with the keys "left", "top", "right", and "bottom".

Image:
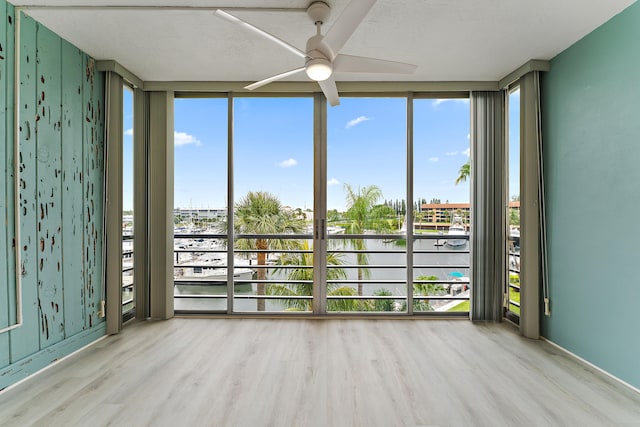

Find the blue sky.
[
  {"left": 123, "top": 88, "right": 134, "bottom": 211},
  {"left": 121, "top": 93, "right": 522, "bottom": 212}
]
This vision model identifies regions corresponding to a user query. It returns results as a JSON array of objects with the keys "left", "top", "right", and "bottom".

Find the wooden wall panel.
[
  {"left": 0, "top": 1, "right": 10, "bottom": 368},
  {"left": 0, "top": 4, "right": 106, "bottom": 387},
  {"left": 5, "top": 5, "right": 15, "bottom": 330},
  {"left": 61, "top": 40, "right": 85, "bottom": 337},
  {"left": 36, "top": 24, "right": 64, "bottom": 346},
  {"left": 11, "top": 14, "right": 40, "bottom": 362},
  {"left": 83, "top": 55, "right": 104, "bottom": 328},
  {"left": 92, "top": 70, "right": 105, "bottom": 322}
]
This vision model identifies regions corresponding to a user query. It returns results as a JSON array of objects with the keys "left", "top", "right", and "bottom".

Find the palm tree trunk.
[
  {"left": 257, "top": 239, "right": 267, "bottom": 312},
  {"left": 357, "top": 252, "right": 365, "bottom": 297}
]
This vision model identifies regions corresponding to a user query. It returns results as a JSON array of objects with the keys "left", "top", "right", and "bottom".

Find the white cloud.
[
  {"left": 124, "top": 128, "right": 133, "bottom": 136},
  {"left": 445, "top": 151, "right": 458, "bottom": 156},
  {"left": 327, "top": 178, "right": 340, "bottom": 186},
  {"left": 174, "top": 131, "right": 201, "bottom": 147},
  {"left": 467, "top": 133, "right": 471, "bottom": 140},
  {"left": 278, "top": 158, "right": 298, "bottom": 168},
  {"left": 346, "top": 115, "right": 371, "bottom": 129},
  {"left": 462, "top": 148, "right": 470, "bottom": 157},
  {"left": 429, "top": 157, "right": 439, "bottom": 162},
  {"left": 432, "top": 98, "right": 470, "bottom": 108}
]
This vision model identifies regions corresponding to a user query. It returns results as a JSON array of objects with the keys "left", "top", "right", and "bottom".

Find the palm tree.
[
  {"left": 455, "top": 161, "right": 470, "bottom": 185},
  {"left": 266, "top": 241, "right": 358, "bottom": 311},
  {"left": 413, "top": 275, "right": 446, "bottom": 311},
  {"left": 225, "top": 191, "right": 305, "bottom": 311},
  {"left": 343, "top": 184, "right": 393, "bottom": 296},
  {"left": 369, "top": 288, "right": 395, "bottom": 312}
]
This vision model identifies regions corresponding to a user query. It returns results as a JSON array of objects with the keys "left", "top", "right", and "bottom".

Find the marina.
[{"left": 167, "top": 231, "right": 471, "bottom": 313}]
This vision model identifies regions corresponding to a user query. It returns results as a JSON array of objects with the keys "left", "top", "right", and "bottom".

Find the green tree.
[
  {"left": 455, "top": 161, "right": 471, "bottom": 185},
  {"left": 223, "top": 191, "right": 305, "bottom": 311},
  {"left": 509, "top": 207, "right": 520, "bottom": 226},
  {"left": 343, "top": 184, "right": 392, "bottom": 296},
  {"left": 369, "top": 288, "right": 395, "bottom": 312},
  {"left": 427, "top": 209, "right": 437, "bottom": 223},
  {"left": 413, "top": 275, "right": 446, "bottom": 311},
  {"left": 293, "top": 207, "right": 307, "bottom": 221},
  {"left": 327, "top": 209, "right": 341, "bottom": 222},
  {"left": 266, "top": 241, "right": 358, "bottom": 311}
]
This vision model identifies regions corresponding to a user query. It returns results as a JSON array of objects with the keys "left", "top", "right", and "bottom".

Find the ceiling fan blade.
[
  {"left": 244, "top": 67, "right": 306, "bottom": 91},
  {"left": 318, "top": 76, "right": 340, "bottom": 107},
  {"left": 334, "top": 54, "right": 417, "bottom": 74},
  {"left": 323, "top": 0, "right": 376, "bottom": 56},
  {"left": 215, "top": 9, "right": 308, "bottom": 59}
]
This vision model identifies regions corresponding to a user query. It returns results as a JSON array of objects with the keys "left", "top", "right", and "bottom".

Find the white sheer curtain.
[{"left": 470, "top": 91, "right": 507, "bottom": 321}]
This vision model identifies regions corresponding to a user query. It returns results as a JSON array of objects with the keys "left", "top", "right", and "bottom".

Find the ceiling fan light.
[{"left": 305, "top": 58, "right": 333, "bottom": 81}]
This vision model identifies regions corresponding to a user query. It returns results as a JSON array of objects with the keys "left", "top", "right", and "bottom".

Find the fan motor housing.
[{"left": 307, "top": 1, "right": 330, "bottom": 25}]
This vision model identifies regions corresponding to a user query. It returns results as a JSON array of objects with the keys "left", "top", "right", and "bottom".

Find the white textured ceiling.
[{"left": 11, "top": 0, "right": 637, "bottom": 83}]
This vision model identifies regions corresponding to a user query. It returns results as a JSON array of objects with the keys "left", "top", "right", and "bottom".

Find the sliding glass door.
[
  {"left": 122, "top": 85, "right": 135, "bottom": 321},
  {"left": 413, "top": 96, "right": 471, "bottom": 313},
  {"left": 505, "top": 87, "right": 521, "bottom": 322},
  {"left": 326, "top": 97, "right": 407, "bottom": 312},
  {"left": 173, "top": 97, "right": 228, "bottom": 312},
  {"left": 172, "top": 94, "right": 471, "bottom": 315},
  {"left": 232, "top": 97, "right": 314, "bottom": 312}
]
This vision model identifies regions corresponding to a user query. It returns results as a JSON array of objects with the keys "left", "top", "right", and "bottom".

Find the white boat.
[
  {"left": 509, "top": 226, "right": 520, "bottom": 249},
  {"left": 174, "top": 267, "right": 254, "bottom": 286},
  {"left": 445, "top": 216, "right": 468, "bottom": 247},
  {"left": 174, "top": 251, "right": 254, "bottom": 285},
  {"left": 173, "top": 266, "right": 254, "bottom": 297}
]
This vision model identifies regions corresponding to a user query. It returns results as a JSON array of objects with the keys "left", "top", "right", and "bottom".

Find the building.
[
  {"left": 1, "top": 0, "right": 639, "bottom": 424},
  {"left": 420, "top": 203, "right": 471, "bottom": 226},
  {"left": 174, "top": 207, "right": 227, "bottom": 223},
  {"left": 418, "top": 201, "right": 520, "bottom": 227}
]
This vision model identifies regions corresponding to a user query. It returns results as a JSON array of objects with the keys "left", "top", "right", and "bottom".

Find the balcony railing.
[
  {"left": 122, "top": 234, "right": 135, "bottom": 318},
  {"left": 172, "top": 231, "right": 470, "bottom": 315},
  {"left": 507, "top": 235, "right": 521, "bottom": 317}
]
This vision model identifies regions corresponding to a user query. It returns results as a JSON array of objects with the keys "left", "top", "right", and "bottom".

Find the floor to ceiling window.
[
  {"left": 232, "top": 97, "right": 314, "bottom": 312},
  {"left": 122, "top": 85, "right": 135, "bottom": 321},
  {"left": 506, "top": 87, "right": 521, "bottom": 322},
  {"left": 172, "top": 93, "right": 471, "bottom": 315},
  {"left": 413, "top": 96, "right": 471, "bottom": 313},
  {"left": 173, "top": 97, "right": 229, "bottom": 312},
  {"left": 326, "top": 97, "right": 407, "bottom": 312}
]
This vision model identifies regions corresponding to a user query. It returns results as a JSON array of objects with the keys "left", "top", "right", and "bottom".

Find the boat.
[
  {"left": 509, "top": 226, "right": 520, "bottom": 249},
  {"left": 174, "top": 266, "right": 254, "bottom": 284},
  {"left": 174, "top": 251, "right": 255, "bottom": 286},
  {"left": 445, "top": 215, "right": 468, "bottom": 247}
]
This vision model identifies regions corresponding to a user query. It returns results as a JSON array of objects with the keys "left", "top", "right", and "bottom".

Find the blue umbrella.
[{"left": 449, "top": 271, "right": 464, "bottom": 278}]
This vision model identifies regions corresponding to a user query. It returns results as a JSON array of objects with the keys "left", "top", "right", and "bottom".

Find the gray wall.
[{"left": 541, "top": 2, "right": 640, "bottom": 389}]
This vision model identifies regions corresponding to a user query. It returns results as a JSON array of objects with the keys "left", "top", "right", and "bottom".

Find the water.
[{"left": 173, "top": 237, "right": 469, "bottom": 312}]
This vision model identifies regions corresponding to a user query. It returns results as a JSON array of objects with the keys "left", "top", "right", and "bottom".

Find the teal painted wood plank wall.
[
  {"left": 541, "top": 1, "right": 640, "bottom": 390},
  {"left": 0, "top": 2, "right": 106, "bottom": 390},
  {"left": 0, "top": 1, "right": 15, "bottom": 371}
]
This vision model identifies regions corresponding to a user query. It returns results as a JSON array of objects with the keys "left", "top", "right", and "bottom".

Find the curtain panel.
[{"left": 470, "top": 91, "right": 507, "bottom": 321}]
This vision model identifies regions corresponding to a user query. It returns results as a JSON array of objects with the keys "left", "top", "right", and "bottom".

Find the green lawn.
[
  {"left": 446, "top": 288, "right": 520, "bottom": 315},
  {"left": 447, "top": 300, "right": 470, "bottom": 312},
  {"left": 508, "top": 286, "right": 520, "bottom": 315}
]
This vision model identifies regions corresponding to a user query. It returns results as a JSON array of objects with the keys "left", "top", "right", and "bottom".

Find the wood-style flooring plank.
[{"left": 1, "top": 319, "right": 640, "bottom": 427}]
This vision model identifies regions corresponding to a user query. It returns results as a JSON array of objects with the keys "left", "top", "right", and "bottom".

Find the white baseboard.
[
  {"left": 541, "top": 336, "right": 640, "bottom": 396},
  {"left": 0, "top": 334, "right": 108, "bottom": 395}
]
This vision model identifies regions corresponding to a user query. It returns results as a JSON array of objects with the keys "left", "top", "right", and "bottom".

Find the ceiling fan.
[{"left": 215, "top": 0, "right": 417, "bottom": 106}]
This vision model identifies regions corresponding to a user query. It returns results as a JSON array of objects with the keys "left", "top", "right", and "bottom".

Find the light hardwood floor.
[{"left": 1, "top": 318, "right": 639, "bottom": 427}]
